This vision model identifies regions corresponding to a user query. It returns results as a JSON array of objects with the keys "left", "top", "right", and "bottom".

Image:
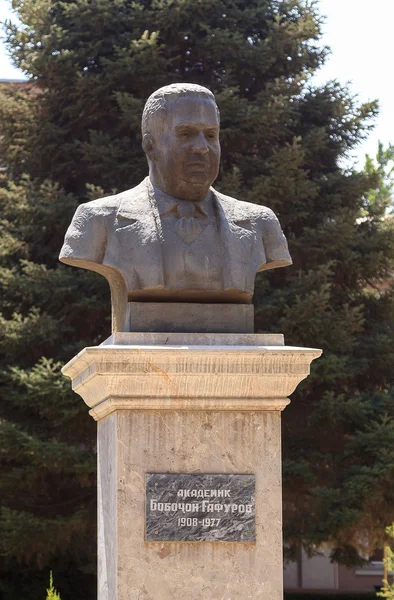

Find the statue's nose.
[{"left": 191, "top": 132, "right": 209, "bottom": 153}]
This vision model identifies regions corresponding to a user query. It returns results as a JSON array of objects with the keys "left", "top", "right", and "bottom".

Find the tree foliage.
[
  {"left": 278, "top": 140, "right": 394, "bottom": 564},
  {"left": 1, "top": 0, "right": 394, "bottom": 597}
]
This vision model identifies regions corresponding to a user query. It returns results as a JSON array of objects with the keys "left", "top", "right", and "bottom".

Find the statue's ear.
[{"left": 142, "top": 133, "right": 155, "bottom": 161}]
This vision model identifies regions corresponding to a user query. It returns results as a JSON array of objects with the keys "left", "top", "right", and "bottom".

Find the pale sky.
[
  {"left": 0, "top": 0, "right": 393, "bottom": 168},
  {"left": 314, "top": 0, "right": 394, "bottom": 167}
]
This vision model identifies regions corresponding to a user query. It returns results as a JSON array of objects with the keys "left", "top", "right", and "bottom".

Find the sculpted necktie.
[
  {"left": 175, "top": 201, "right": 208, "bottom": 244},
  {"left": 163, "top": 201, "right": 209, "bottom": 244}
]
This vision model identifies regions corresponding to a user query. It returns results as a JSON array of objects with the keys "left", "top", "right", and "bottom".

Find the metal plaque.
[{"left": 145, "top": 473, "right": 255, "bottom": 542}]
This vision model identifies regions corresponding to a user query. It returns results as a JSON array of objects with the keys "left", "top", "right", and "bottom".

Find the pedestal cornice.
[{"left": 62, "top": 333, "right": 322, "bottom": 421}]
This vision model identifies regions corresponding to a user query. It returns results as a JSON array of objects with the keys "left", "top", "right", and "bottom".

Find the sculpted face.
[{"left": 146, "top": 95, "right": 221, "bottom": 202}]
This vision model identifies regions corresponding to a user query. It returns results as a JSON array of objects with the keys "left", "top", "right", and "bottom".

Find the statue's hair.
[{"left": 142, "top": 83, "right": 219, "bottom": 136}]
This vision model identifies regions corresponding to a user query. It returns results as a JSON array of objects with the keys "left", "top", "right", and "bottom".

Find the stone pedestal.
[{"left": 62, "top": 333, "right": 321, "bottom": 600}]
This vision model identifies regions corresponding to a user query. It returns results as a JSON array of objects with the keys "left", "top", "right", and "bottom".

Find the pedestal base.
[{"left": 62, "top": 333, "right": 321, "bottom": 600}]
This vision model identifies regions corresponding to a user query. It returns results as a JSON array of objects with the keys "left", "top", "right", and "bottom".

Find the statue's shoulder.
[
  {"left": 76, "top": 179, "right": 147, "bottom": 218},
  {"left": 78, "top": 193, "right": 120, "bottom": 216},
  {"left": 213, "top": 188, "right": 275, "bottom": 221}
]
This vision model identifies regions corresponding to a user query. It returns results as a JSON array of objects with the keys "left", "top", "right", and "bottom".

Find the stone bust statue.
[{"left": 59, "top": 83, "right": 292, "bottom": 332}]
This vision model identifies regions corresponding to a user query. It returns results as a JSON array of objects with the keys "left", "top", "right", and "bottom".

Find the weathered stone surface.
[
  {"left": 128, "top": 301, "right": 254, "bottom": 333},
  {"left": 62, "top": 337, "right": 321, "bottom": 420},
  {"left": 99, "top": 409, "right": 283, "bottom": 600},
  {"left": 102, "top": 331, "right": 284, "bottom": 346}
]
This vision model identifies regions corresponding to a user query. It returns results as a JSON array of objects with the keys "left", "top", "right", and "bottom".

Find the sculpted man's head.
[{"left": 142, "top": 83, "right": 221, "bottom": 202}]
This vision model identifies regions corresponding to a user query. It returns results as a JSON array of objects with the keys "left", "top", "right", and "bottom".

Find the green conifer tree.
[{"left": 1, "top": 0, "right": 394, "bottom": 597}]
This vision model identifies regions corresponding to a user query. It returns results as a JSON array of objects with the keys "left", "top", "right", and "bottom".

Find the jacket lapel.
[
  {"left": 115, "top": 178, "right": 164, "bottom": 289},
  {"left": 213, "top": 189, "right": 264, "bottom": 292}
]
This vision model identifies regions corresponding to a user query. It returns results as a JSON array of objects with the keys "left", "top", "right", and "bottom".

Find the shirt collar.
[{"left": 153, "top": 185, "right": 214, "bottom": 218}]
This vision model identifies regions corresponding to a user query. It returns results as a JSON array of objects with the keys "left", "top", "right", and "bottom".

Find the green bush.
[
  {"left": 46, "top": 572, "right": 61, "bottom": 600},
  {"left": 377, "top": 524, "right": 394, "bottom": 599}
]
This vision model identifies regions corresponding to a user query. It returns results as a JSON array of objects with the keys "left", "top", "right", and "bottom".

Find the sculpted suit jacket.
[{"left": 59, "top": 177, "right": 292, "bottom": 331}]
